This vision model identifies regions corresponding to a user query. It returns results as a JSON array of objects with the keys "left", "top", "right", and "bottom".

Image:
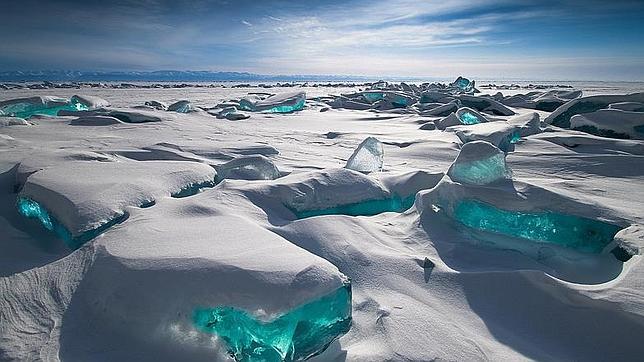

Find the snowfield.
[{"left": 1, "top": 80, "right": 643, "bottom": 361}]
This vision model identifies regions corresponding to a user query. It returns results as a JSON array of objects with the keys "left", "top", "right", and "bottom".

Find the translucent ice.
[
  {"left": 193, "top": 282, "right": 352, "bottom": 362},
  {"left": 0, "top": 96, "right": 88, "bottom": 118},
  {"left": 239, "top": 92, "right": 306, "bottom": 113},
  {"left": 292, "top": 194, "right": 415, "bottom": 219},
  {"left": 447, "top": 141, "right": 511, "bottom": 185},
  {"left": 345, "top": 137, "right": 384, "bottom": 173},
  {"left": 451, "top": 76, "right": 475, "bottom": 93},
  {"left": 454, "top": 199, "right": 622, "bottom": 254},
  {"left": 216, "top": 155, "right": 280, "bottom": 181},
  {"left": 460, "top": 112, "right": 480, "bottom": 124},
  {"left": 168, "top": 100, "right": 194, "bottom": 113}
]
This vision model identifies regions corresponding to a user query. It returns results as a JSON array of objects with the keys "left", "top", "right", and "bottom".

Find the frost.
[
  {"left": 345, "top": 137, "right": 384, "bottom": 173},
  {"left": 193, "top": 282, "right": 352, "bottom": 362}
]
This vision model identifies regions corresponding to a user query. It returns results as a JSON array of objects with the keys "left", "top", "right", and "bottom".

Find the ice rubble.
[
  {"left": 447, "top": 141, "right": 512, "bottom": 185},
  {"left": 144, "top": 100, "right": 168, "bottom": 110},
  {"left": 0, "top": 96, "right": 87, "bottom": 118},
  {"left": 448, "top": 112, "right": 541, "bottom": 151},
  {"left": 545, "top": 92, "right": 644, "bottom": 128},
  {"left": 499, "top": 90, "right": 582, "bottom": 112},
  {"left": 17, "top": 160, "right": 216, "bottom": 248},
  {"left": 345, "top": 137, "right": 384, "bottom": 173},
  {"left": 239, "top": 91, "right": 306, "bottom": 113},
  {"left": 457, "top": 94, "right": 515, "bottom": 116},
  {"left": 570, "top": 109, "right": 644, "bottom": 140}
]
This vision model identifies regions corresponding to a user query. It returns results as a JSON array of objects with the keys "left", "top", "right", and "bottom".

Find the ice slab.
[
  {"left": 291, "top": 194, "right": 415, "bottom": 219},
  {"left": 0, "top": 116, "right": 29, "bottom": 127},
  {"left": 454, "top": 199, "right": 622, "bottom": 254},
  {"left": 168, "top": 100, "right": 194, "bottom": 113},
  {"left": 345, "top": 137, "right": 384, "bottom": 173},
  {"left": 458, "top": 94, "right": 515, "bottom": 116},
  {"left": 449, "top": 112, "right": 541, "bottom": 151},
  {"left": 18, "top": 160, "right": 216, "bottom": 245},
  {"left": 570, "top": 109, "right": 644, "bottom": 140},
  {"left": 456, "top": 107, "right": 488, "bottom": 125},
  {"left": 447, "top": 141, "right": 512, "bottom": 185},
  {"left": 546, "top": 92, "right": 644, "bottom": 128},
  {"left": 0, "top": 96, "right": 88, "bottom": 118},
  {"left": 71, "top": 95, "right": 110, "bottom": 109},
  {"left": 450, "top": 76, "right": 475, "bottom": 94},
  {"left": 239, "top": 92, "right": 306, "bottom": 113},
  {"left": 194, "top": 281, "right": 351, "bottom": 361},
  {"left": 144, "top": 100, "right": 168, "bottom": 110}
]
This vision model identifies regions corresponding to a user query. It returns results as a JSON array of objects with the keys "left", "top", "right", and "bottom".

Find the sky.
[{"left": 1, "top": 0, "right": 643, "bottom": 80}]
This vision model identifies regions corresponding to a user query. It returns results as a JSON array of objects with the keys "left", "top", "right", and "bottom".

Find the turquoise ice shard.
[
  {"left": 70, "top": 94, "right": 110, "bottom": 109},
  {"left": 455, "top": 107, "right": 487, "bottom": 125},
  {"left": 215, "top": 155, "right": 280, "bottom": 181},
  {"left": 239, "top": 92, "right": 306, "bottom": 113},
  {"left": 447, "top": 141, "right": 511, "bottom": 185},
  {"left": 453, "top": 199, "right": 622, "bottom": 254},
  {"left": 0, "top": 96, "right": 88, "bottom": 118},
  {"left": 193, "top": 281, "right": 352, "bottom": 362},
  {"left": 450, "top": 76, "right": 475, "bottom": 93},
  {"left": 168, "top": 100, "right": 194, "bottom": 113},
  {"left": 345, "top": 137, "right": 384, "bottom": 173}
]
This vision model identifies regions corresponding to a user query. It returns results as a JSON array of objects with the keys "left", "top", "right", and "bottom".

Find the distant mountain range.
[{"left": 0, "top": 70, "right": 378, "bottom": 82}]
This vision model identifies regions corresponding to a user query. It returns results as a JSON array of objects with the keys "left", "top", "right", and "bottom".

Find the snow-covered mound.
[
  {"left": 448, "top": 112, "right": 541, "bottom": 151},
  {"left": 570, "top": 109, "right": 644, "bottom": 139},
  {"left": 545, "top": 92, "right": 644, "bottom": 128}
]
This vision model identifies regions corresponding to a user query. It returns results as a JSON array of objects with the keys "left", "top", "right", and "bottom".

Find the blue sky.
[{"left": 1, "top": 0, "right": 643, "bottom": 80}]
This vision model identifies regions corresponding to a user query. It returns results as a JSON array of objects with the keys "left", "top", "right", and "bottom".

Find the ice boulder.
[
  {"left": 447, "top": 141, "right": 512, "bottom": 185},
  {"left": 215, "top": 106, "right": 250, "bottom": 120},
  {"left": 0, "top": 96, "right": 88, "bottom": 118},
  {"left": 456, "top": 107, "right": 489, "bottom": 125},
  {"left": 168, "top": 100, "right": 194, "bottom": 113},
  {"left": 215, "top": 155, "right": 280, "bottom": 181},
  {"left": 450, "top": 76, "right": 475, "bottom": 93},
  {"left": 345, "top": 137, "right": 384, "bottom": 173},
  {"left": 420, "top": 101, "right": 459, "bottom": 117},
  {"left": 458, "top": 94, "right": 515, "bottom": 116},
  {"left": 570, "top": 109, "right": 644, "bottom": 140},
  {"left": 239, "top": 91, "right": 306, "bottom": 113},
  {"left": 545, "top": 92, "right": 644, "bottom": 128}
]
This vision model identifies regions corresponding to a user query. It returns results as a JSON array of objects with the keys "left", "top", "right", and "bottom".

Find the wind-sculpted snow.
[{"left": 1, "top": 82, "right": 644, "bottom": 361}]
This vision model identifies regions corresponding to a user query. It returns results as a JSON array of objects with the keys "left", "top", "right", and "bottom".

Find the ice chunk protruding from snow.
[
  {"left": 454, "top": 199, "right": 622, "bottom": 254},
  {"left": 239, "top": 91, "right": 306, "bottom": 113},
  {"left": 449, "top": 112, "right": 541, "bottom": 152},
  {"left": 545, "top": 92, "right": 644, "bottom": 128},
  {"left": 447, "top": 141, "right": 511, "bottom": 185},
  {"left": 71, "top": 95, "right": 110, "bottom": 109},
  {"left": 194, "top": 281, "right": 351, "bottom": 362},
  {"left": 345, "top": 137, "right": 384, "bottom": 173},
  {"left": 450, "top": 76, "right": 475, "bottom": 93},
  {"left": 570, "top": 109, "right": 644, "bottom": 140},
  {"left": 0, "top": 96, "right": 88, "bottom": 118},
  {"left": 456, "top": 107, "right": 488, "bottom": 125},
  {"left": 168, "top": 100, "right": 194, "bottom": 113},
  {"left": 216, "top": 155, "right": 280, "bottom": 181},
  {"left": 0, "top": 116, "right": 29, "bottom": 127}
]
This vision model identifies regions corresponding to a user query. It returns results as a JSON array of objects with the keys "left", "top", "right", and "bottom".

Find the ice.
[
  {"left": 570, "top": 109, "right": 644, "bottom": 140},
  {"left": 449, "top": 112, "right": 542, "bottom": 151},
  {"left": 500, "top": 90, "right": 582, "bottom": 112},
  {"left": 0, "top": 96, "right": 88, "bottom": 118},
  {"left": 215, "top": 155, "right": 280, "bottom": 181},
  {"left": 545, "top": 92, "right": 644, "bottom": 128},
  {"left": 239, "top": 91, "right": 306, "bottom": 113},
  {"left": 168, "top": 100, "right": 194, "bottom": 113},
  {"left": 608, "top": 102, "right": 644, "bottom": 112},
  {"left": 144, "top": 100, "right": 168, "bottom": 110},
  {"left": 215, "top": 106, "right": 250, "bottom": 120},
  {"left": 450, "top": 76, "right": 475, "bottom": 93},
  {"left": 456, "top": 107, "right": 488, "bottom": 125},
  {"left": 193, "top": 281, "right": 351, "bottom": 361},
  {"left": 291, "top": 194, "right": 415, "bottom": 218},
  {"left": 454, "top": 199, "right": 622, "bottom": 254},
  {"left": 70, "top": 95, "right": 110, "bottom": 109},
  {"left": 0, "top": 116, "right": 29, "bottom": 127},
  {"left": 458, "top": 94, "right": 515, "bottom": 116},
  {"left": 345, "top": 137, "right": 384, "bottom": 173},
  {"left": 447, "top": 141, "right": 511, "bottom": 185}
]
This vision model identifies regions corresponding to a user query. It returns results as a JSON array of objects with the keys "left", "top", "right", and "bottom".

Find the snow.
[{"left": 1, "top": 81, "right": 644, "bottom": 361}]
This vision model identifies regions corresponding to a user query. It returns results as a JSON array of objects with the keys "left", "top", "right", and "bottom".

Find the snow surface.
[{"left": 1, "top": 82, "right": 644, "bottom": 361}]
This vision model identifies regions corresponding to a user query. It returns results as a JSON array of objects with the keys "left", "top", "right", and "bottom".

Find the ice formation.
[
  {"left": 216, "top": 106, "right": 250, "bottom": 120},
  {"left": 345, "top": 137, "right": 384, "bottom": 173},
  {"left": 70, "top": 95, "right": 110, "bottom": 109},
  {"left": 450, "top": 112, "right": 541, "bottom": 151},
  {"left": 545, "top": 92, "right": 644, "bottom": 128},
  {"left": 168, "top": 100, "right": 194, "bottom": 113},
  {"left": 144, "top": 100, "right": 168, "bottom": 110},
  {"left": 447, "top": 141, "right": 512, "bottom": 185},
  {"left": 0, "top": 96, "right": 88, "bottom": 118},
  {"left": 450, "top": 76, "right": 475, "bottom": 93},
  {"left": 0, "top": 116, "right": 29, "bottom": 127},
  {"left": 291, "top": 194, "right": 415, "bottom": 218},
  {"left": 194, "top": 281, "right": 351, "bottom": 361},
  {"left": 454, "top": 199, "right": 622, "bottom": 254},
  {"left": 215, "top": 155, "right": 280, "bottom": 181},
  {"left": 499, "top": 90, "right": 582, "bottom": 112},
  {"left": 239, "top": 92, "right": 306, "bottom": 113},
  {"left": 570, "top": 109, "right": 644, "bottom": 139},
  {"left": 458, "top": 94, "right": 515, "bottom": 116}
]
